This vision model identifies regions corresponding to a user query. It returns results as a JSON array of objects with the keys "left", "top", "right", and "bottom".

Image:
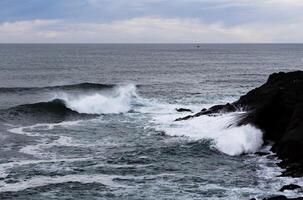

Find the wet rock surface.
[
  {"left": 263, "top": 196, "right": 303, "bottom": 200},
  {"left": 175, "top": 108, "right": 193, "bottom": 113},
  {"left": 178, "top": 71, "right": 303, "bottom": 177},
  {"left": 177, "top": 71, "right": 303, "bottom": 199},
  {"left": 279, "top": 184, "right": 301, "bottom": 192}
]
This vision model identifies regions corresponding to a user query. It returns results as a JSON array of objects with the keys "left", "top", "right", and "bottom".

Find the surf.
[
  {"left": 58, "top": 84, "right": 138, "bottom": 114},
  {"left": 146, "top": 103, "right": 264, "bottom": 156},
  {"left": 0, "top": 84, "right": 139, "bottom": 125}
]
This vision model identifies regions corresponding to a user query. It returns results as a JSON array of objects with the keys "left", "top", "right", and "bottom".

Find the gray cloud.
[
  {"left": 0, "top": 0, "right": 302, "bottom": 42},
  {"left": 1, "top": 16, "right": 303, "bottom": 43}
]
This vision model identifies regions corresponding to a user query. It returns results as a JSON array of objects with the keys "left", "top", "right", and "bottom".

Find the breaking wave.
[
  {"left": 149, "top": 106, "right": 264, "bottom": 156},
  {"left": 0, "top": 84, "right": 138, "bottom": 124},
  {"left": 1, "top": 82, "right": 264, "bottom": 156},
  {"left": 58, "top": 84, "right": 138, "bottom": 114}
]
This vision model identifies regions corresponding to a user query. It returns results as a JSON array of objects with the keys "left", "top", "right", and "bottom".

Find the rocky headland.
[{"left": 176, "top": 71, "right": 303, "bottom": 199}]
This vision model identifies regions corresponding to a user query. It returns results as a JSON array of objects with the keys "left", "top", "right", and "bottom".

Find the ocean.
[{"left": 0, "top": 44, "right": 302, "bottom": 199}]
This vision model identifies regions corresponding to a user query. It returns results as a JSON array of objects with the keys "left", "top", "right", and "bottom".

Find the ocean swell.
[
  {"left": 0, "top": 82, "right": 114, "bottom": 93},
  {"left": 0, "top": 84, "right": 138, "bottom": 125},
  {"left": 1, "top": 82, "right": 264, "bottom": 156}
]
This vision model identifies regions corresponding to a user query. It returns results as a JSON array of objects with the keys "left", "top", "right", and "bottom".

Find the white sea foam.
[
  {"left": 19, "top": 135, "right": 79, "bottom": 157},
  {"left": 0, "top": 173, "right": 178, "bottom": 193},
  {"left": 150, "top": 108, "right": 263, "bottom": 156},
  {"left": 135, "top": 95, "right": 264, "bottom": 156},
  {"left": 0, "top": 174, "right": 124, "bottom": 192},
  {"left": 7, "top": 121, "right": 83, "bottom": 157},
  {"left": 8, "top": 121, "right": 82, "bottom": 136},
  {"left": 244, "top": 148, "right": 303, "bottom": 199},
  {"left": 56, "top": 84, "right": 138, "bottom": 114},
  {"left": 0, "top": 158, "right": 91, "bottom": 179}
]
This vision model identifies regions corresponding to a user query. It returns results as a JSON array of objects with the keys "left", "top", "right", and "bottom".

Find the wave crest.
[
  {"left": 59, "top": 84, "right": 138, "bottom": 114},
  {"left": 0, "top": 84, "right": 138, "bottom": 125}
]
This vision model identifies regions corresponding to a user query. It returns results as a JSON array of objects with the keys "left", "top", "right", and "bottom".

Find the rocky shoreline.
[{"left": 176, "top": 71, "right": 303, "bottom": 199}]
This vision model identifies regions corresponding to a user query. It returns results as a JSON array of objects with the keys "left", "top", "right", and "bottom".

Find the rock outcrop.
[
  {"left": 175, "top": 108, "right": 193, "bottom": 113},
  {"left": 279, "top": 184, "right": 301, "bottom": 192},
  {"left": 177, "top": 71, "right": 303, "bottom": 177},
  {"left": 263, "top": 196, "right": 303, "bottom": 200}
]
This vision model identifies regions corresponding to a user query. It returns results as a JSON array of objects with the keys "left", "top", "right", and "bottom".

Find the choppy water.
[{"left": 0, "top": 44, "right": 303, "bottom": 199}]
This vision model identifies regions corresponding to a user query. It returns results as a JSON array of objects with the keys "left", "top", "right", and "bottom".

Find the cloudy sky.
[{"left": 0, "top": 0, "right": 303, "bottom": 43}]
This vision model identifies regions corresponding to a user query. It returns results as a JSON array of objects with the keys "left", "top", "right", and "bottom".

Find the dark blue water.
[{"left": 0, "top": 44, "right": 302, "bottom": 199}]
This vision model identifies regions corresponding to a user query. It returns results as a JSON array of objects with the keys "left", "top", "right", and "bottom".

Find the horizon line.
[{"left": 1, "top": 43, "right": 303, "bottom": 45}]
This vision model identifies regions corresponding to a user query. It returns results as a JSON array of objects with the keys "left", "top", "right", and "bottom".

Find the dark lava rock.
[
  {"left": 176, "top": 108, "right": 193, "bottom": 113},
  {"left": 263, "top": 196, "right": 303, "bottom": 200},
  {"left": 264, "top": 197, "right": 287, "bottom": 200},
  {"left": 236, "top": 71, "right": 303, "bottom": 177},
  {"left": 280, "top": 184, "right": 301, "bottom": 192},
  {"left": 177, "top": 71, "right": 303, "bottom": 177},
  {"left": 175, "top": 103, "right": 237, "bottom": 121}
]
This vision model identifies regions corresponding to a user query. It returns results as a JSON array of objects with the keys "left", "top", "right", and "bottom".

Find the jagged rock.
[
  {"left": 175, "top": 103, "right": 237, "bottom": 121},
  {"left": 176, "top": 71, "right": 303, "bottom": 177},
  {"left": 263, "top": 196, "right": 303, "bottom": 200},
  {"left": 264, "top": 197, "right": 288, "bottom": 200},
  {"left": 239, "top": 71, "right": 303, "bottom": 177}
]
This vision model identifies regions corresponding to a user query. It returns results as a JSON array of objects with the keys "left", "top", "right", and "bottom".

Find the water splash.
[{"left": 57, "top": 84, "right": 138, "bottom": 114}]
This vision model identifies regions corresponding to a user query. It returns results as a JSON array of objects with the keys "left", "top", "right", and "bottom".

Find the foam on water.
[
  {"left": 0, "top": 174, "right": 124, "bottom": 192},
  {"left": 8, "top": 86, "right": 263, "bottom": 156},
  {"left": 19, "top": 135, "right": 78, "bottom": 157},
  {"left": 8, "top": 121, "right": 82, "bottom": 136},
  {"left": 246, "top": 148, "right": 303, "bottom": 199},
  {"left": 0, "top": 173, "right": 181, "bottom": 193},
  {"left": 7, "top": 121, "right": 83, "bottom": 157},
  {"left": 4, "top": 86, "right": 301, "bottom": 198},
  {"left": 148, "top": 104, "right": 263, "bottom": 156},
  {"left": 56, "top": 84, "right": 138, "bottom": 114},
  {"left": 0, "top": 158, "right": 91, "bottom": 179}
]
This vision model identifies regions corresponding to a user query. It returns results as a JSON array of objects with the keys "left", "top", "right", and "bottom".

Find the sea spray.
[
  {"left": 55, "top": 84, "right": 138, "bottom": 114},
  {"left": 151, "top": 110, "right": 263, "bottom": 156},
  {"left": 215, "top": 124, "right": 263, "bottom": 155}
]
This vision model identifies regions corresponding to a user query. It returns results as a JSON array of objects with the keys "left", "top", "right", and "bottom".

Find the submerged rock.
[
  {"left": 176, "top": 108, "right": 193, "bottom": 113},
  {"left": 279, "top": 184, "right": 301, "bottom": 192},
  {"left": 263, "top": 196, "right": 303, "bottom": 200},
  {"left": 177, "top": 71, "right": 303, "bottom": 177}
]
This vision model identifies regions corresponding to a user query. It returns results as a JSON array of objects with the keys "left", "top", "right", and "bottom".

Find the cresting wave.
[
  {"left": 0, "top": 99, "right": 94, "bottom": 125},
  {"left": 1, "top": 84, "right": 138, "bottom": 117},
  {"left": 57, "top": 84, "right": 138, "bottom": 114}
]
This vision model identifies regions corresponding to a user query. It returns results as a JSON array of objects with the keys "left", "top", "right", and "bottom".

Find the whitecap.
[
  {"left": 0, "top": 174, "right": 124, "bottom": 192},
  {"left": 151, "top": 110, "right": 263, "bottom": 156},
  {"left": 55, "top": 84, "right": 138, "bottom": 114}
]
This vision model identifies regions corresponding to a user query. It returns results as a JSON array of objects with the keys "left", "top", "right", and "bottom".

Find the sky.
[{"left": 0, "top": 0, "right": 303, "bottom": 43}]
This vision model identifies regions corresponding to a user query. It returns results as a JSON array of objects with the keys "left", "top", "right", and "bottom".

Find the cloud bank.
[{"left": 0, "top": 0, "right": 303, "bottom": 43}]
